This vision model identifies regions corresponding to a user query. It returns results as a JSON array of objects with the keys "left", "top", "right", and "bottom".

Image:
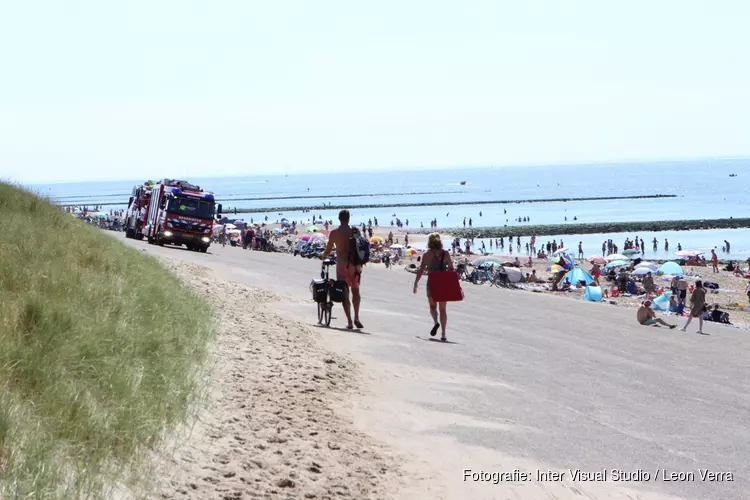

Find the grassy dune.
[{"left": 0, "top": 183, "right": 215, "bottom": 498}]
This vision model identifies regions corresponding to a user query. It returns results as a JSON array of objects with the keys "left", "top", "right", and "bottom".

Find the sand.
[{"left": 127, "top": 258, "right": 400, "bottom": 499}]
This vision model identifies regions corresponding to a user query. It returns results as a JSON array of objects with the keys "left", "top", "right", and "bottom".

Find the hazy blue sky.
[{"left": 1, "top": 0, "right": 748, "bottom": 183}]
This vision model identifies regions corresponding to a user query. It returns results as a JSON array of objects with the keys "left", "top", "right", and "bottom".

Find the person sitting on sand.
[
  {"left": 637, "top": 300, "right": 677, "bottom": 328},
  {"left": 560, "top": 278, "right": 571, "bottom": 291},
  {"left": 513, "top": 257, "right": 521, "bottom": 267}
]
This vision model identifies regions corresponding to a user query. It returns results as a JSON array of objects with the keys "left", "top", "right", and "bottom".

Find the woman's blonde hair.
[{"left": 427, "top": 233, "right": 443, "bottom": 251}]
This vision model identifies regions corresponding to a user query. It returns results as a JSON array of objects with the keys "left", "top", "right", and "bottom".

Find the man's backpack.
[{"left": 349, "top": 227, "right": 370, "bottom": 266}]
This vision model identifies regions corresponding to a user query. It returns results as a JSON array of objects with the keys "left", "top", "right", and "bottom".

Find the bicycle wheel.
[
  {"left": 317, "top": 302, "right": 324, "bottom": 324},
  {"left": 324, "top": 302, "right": 332, "bottom": 327}
]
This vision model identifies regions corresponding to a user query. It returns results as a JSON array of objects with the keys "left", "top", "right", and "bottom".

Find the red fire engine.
[{"left": 143, "top": 179, "right": 221, "bottom": 252}]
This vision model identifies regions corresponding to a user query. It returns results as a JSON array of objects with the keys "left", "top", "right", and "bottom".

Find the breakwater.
[
  {"left": 444, "top": 217, "right": 750, "bottom": 238},
  {"left": 230, "top": 194, "right": 676, "bottom": 214},
  {"left": 53, "top": 189, "right": 467, "bottom": 208}
]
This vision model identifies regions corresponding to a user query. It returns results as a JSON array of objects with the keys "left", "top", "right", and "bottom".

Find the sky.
[{"left": 1, "top": 0, "right": 749, "bottom": 183}]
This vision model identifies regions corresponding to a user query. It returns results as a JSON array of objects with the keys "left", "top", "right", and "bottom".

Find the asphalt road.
[{"left": 118, "top": 234, "right": 749, "bottom": 500}]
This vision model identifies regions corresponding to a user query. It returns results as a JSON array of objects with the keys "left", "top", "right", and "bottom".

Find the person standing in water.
[{"left": 413, "top": 233, "right": 455, "bottom": 342}]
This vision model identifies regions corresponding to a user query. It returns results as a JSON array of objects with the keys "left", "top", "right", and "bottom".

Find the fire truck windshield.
[{"left": 166, "top": 196, "right": 215, "bottom": 219}]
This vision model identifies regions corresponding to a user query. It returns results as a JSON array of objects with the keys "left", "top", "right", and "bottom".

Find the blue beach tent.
[
  {"left": 650, "top": 293, "right": 671, "bottom": 311},
  {"left": 584, "top": 286, "right": 603, "bottom": 301},
  {"left": 563, "top": 267, "right": 594, "bottom": 286},
  {"left": 658, "top": 261, "right": 684, "bottom": 275}
]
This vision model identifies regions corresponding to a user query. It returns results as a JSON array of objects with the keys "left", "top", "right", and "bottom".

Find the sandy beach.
[{"left": 125, "top": 258, "right": 400, "bottom": 499}]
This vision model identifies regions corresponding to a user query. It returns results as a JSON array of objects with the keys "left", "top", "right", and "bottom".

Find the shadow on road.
[
  {"left": 313, "top": 324, "right": 372, "bottom": 335},
  {"left": 415, "top": 336, "right": 460, "bottom": 345}
]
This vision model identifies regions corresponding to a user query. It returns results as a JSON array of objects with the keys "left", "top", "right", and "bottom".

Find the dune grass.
[{"left": 0, "top": 183, "right": 216, "bottom": 498}]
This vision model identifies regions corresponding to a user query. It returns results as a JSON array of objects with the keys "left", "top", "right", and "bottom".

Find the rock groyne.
[
  {"left": 231, "top": 194, "right": 676, "bottom": 215},
  {"left": 444, "top": 217, "right": 750, "bottom": 238}
]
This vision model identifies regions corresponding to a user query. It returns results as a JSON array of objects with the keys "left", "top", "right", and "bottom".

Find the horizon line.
[{"left": 7, "top": 154, "right": 749, "bottom": 186}]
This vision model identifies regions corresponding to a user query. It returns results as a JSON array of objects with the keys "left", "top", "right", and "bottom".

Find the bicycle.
[
  {"left": 311, "top": 258, "right": 345, "bottom": 327},
  {"left": 470, "top": 267, "right": 493, "bottom": 285}
]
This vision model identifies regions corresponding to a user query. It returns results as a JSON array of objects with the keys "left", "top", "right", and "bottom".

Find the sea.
[{"left": 24, "top": 158, "right": 750, "bottom": 260}]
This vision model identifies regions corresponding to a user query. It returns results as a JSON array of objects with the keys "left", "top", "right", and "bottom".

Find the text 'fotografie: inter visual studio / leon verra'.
[{"left": 463, "top": 468, "right": 734, "bottom": 483}]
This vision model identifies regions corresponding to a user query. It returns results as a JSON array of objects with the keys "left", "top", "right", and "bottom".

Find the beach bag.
[
  {"left": 311, "top": 279, "right": 328, "bottom": 303},
  {"left": 427, "top": 251, "right": 464, "bottom": 302},
  {"left": 329, "top": 280, "right": 348, "bottom": 303},
  {"left": 348, "top": 227, "right": 370, "bottom": 266}
]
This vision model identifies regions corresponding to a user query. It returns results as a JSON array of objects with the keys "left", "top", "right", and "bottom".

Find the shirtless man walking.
[{"left": 322, "top": 209, "right": 364, "bottom": 330}]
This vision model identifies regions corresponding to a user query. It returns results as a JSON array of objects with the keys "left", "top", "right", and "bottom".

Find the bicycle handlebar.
[{"left": 322, "top": 258, "right": 335, "bottom": 266}]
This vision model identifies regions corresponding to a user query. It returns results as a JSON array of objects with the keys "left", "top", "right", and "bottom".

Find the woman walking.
[
  {"left": 413, "top": 233, "right": 454, "bottom": 341},
  {"left": 681, "top": 280, "right": 707, "bottom": 334}
]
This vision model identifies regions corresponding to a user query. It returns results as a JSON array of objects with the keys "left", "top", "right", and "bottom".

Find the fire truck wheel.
[
  {"left": 135, "top": 233, "right": 144, "bottom": 241},
  {"left": 199, "top": 246, "right": 208, "bottom": 253},
  {"left": 125, "top": 228, "right": 134, "bottom": 239}
]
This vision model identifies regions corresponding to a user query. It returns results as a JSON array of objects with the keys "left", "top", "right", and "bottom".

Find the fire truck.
[
  {"left": 143, "top": 179, "right": 221, "bottom": 252},
  {"left": 123, "top": 181, "right": 154, "bottom": 240}
]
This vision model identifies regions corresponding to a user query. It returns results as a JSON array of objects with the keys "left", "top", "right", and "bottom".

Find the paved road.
[{"left": 118, "top": 234, "right": 749, "bottom": 499}]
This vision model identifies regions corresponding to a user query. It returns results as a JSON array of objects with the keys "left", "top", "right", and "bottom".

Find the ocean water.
[{"left": 24, "top": 158, "right": 750, "bottom": 259}]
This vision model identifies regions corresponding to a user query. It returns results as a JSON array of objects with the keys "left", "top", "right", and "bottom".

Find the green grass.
[{"left": 0, "top": 183, "right": 216, "bottom": 498}]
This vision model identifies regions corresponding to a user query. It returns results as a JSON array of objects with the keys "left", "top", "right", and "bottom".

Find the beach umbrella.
[
  {"left": 548, "top": 264, "right": 565, "bottom": 274},
  {"left": 390, "top": 244, "right": 404, "bottom": 249},
  {"left": 606, "top": 253, "right": 628, "bottom": 261},
  {"left": 406, "top": 248, "right": 417, "bottom": 256},
  {"left": 552, "top": 247, "right": 569, "bottom": 256},
  {"left": 658, "top": 261, "right": 684, "bottom": 275},
  {"left": 622, "top": 249, "right": 640, "bottom": 256},
  {"left": 504, "top": 267, "right": 524, "bottom": 283},
  {"left": 604, "top": 260, "right": 629, "bottom": 269},
  {"left": 92, "top": 213, "right": 108, "bottom": 219},
  {"left": 474, "top": 257, "right": 505, "bottom": 267},
  {"left": 369, "top": 236, "right": 384, "bottom": 244},
  {"left": 306, "top": 225, "right": 319, "bottom": 233},
  {"left": 635, "top": 261, "right": 659, "bottom": 271},
  {"left": 632, "top": 267, "right": 653, "bottom": 277},
  {"left": 586, "top": 255, "right": 607, "bottom": 265},
  {"left": 299, "top": 234, "right": 311, "bottom": 241},
  {"left": 225, "top": 223, "right": 236, "bottom": 230},
  {"left": 310, "top": 232, "right": 326, "bottom": 241},
  {"left": 271, "top": 227, "right": 281, "bottom": 233},
  {"left": 675, "top": 250, "right": 703, "bottom": 257}
]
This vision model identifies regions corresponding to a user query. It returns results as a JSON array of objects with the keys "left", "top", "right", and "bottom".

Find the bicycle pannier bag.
[
  {"left": 311, "top": 279, "right": 328, "bottom": 303},
  {"left": 330, "top": 280, "right": 348, "bottom": 303}
]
